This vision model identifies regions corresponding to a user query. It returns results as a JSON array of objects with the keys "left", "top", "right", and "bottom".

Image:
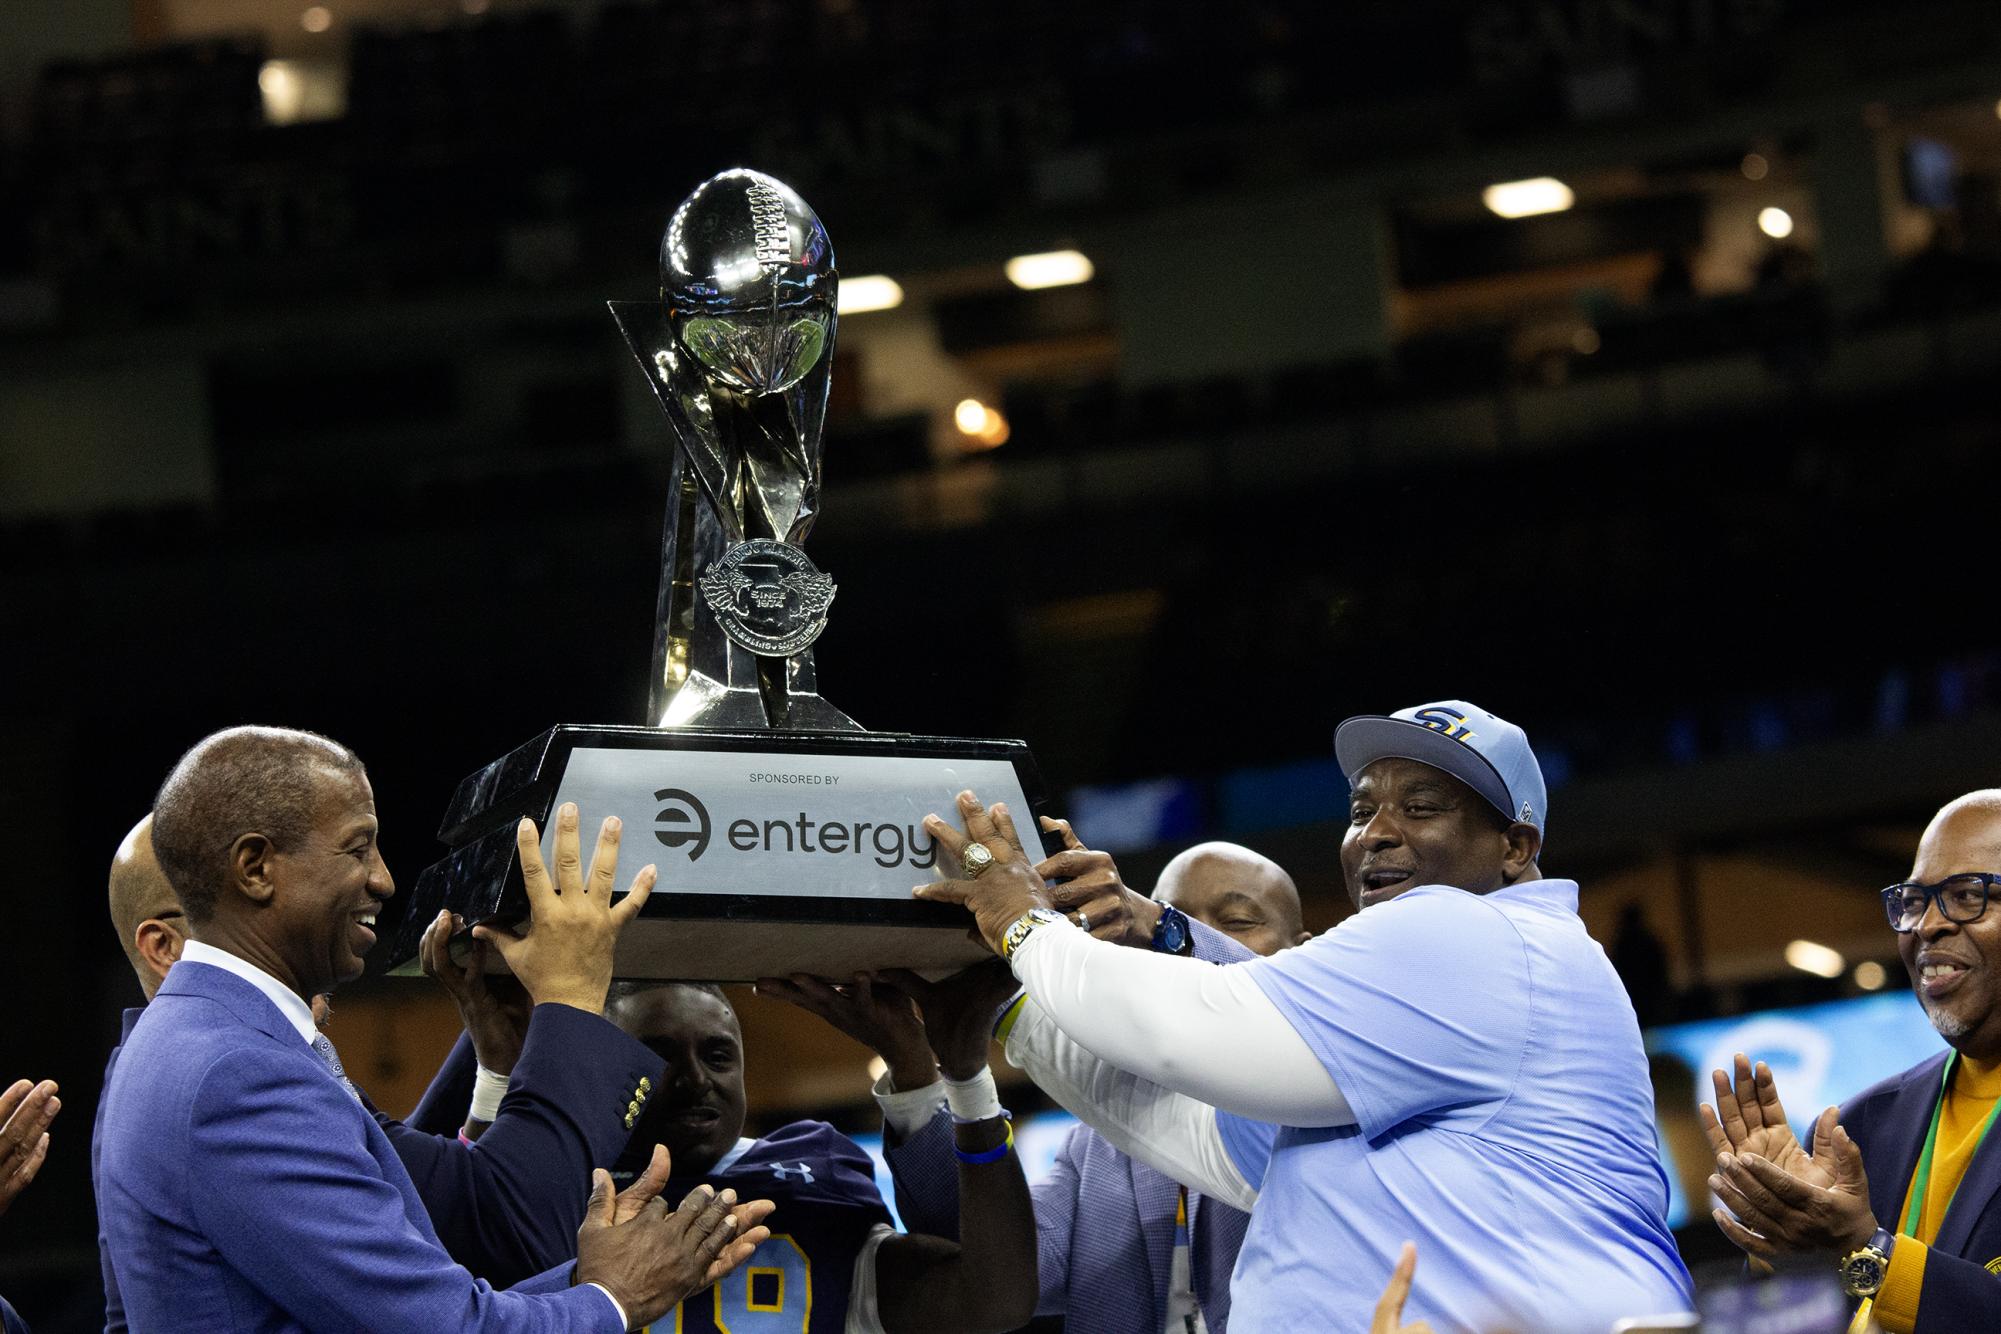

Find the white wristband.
[
  {"left": 943, "top": 1065, "right": 1002, "bottom": 1123},
  {"left": 468, "top": 1063, "right": 510, "bottom": 1124}
]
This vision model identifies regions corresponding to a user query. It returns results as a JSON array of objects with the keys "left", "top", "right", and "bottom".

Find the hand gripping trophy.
[
  {"left": 616, "top": 169, "right": 855, "bottom": 732},
  {"left": 387, "top": 170, "right": 1054, "bottom": 981}
]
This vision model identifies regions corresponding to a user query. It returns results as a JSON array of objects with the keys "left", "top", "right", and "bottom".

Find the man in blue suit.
[
  {"left": 772, "top": 835, "right": 1308, "bottom": 1333},
  {"left": 96, "top": 809, "right": 679, "bottom": 1328},
  {"left": 97, "top": 725, "right": 775, "bottom": 1331},
  {"left": 1706, "top": 789, "right": 2001, "bottom": 1333}
]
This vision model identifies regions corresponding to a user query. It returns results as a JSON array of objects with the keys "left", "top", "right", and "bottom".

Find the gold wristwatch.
[
  {"left": 1838, "top": 1228, "right": 1896, "bottom": 1299},
  {"left": 1000, "top": 907, "right": 1065, "bottom": 961}
]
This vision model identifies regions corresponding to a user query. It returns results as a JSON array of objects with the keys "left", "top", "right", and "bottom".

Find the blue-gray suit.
[
  {"left": 96, "top": 961, "right": 634, "bottom": 1332},
  {"left": 886, "top": 921, "right": 1257, "bottom": 1333}
]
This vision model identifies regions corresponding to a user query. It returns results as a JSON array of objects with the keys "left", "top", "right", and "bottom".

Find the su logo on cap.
[{"left": 1412, "top": 707, "right": 1477, "bottom": 743}]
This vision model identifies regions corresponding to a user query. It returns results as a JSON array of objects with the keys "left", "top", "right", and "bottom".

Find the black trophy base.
[{"left": 381, "top": 724, "right": 1052, "bottom": 982}]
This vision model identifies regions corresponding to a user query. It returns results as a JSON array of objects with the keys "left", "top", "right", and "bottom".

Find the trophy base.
[{"left": 380, "top": 724, "right": 1051, "bottom": 982}]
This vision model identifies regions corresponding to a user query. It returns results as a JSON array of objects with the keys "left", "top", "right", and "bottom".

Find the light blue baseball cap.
[{"left": 1333, "top": 699, "right": 1548, "bottom": 834}]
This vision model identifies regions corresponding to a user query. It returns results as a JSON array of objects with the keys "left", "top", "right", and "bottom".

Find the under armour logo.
[{"left": 766, "top": 1161, "right": 814, "bottom": 1182}]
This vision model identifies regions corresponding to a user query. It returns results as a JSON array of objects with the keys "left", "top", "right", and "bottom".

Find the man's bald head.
[
  {"left": 1914, "top": 790, "right": 2001, "bottom": 879},
  {"left": 108, "top": 815, "right": 186, "bottom": 1000},
  {"left": 1155, "top": 841, "right": 1309, "bottom": 957}
]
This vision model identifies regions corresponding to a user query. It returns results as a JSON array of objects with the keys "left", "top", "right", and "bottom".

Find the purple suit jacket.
[
  {"left": 885, "top": 921, "right": 1258, "bottom": 1334},
  {"left": 94, "top": 983, "right": 658, "bottom": 1329}
]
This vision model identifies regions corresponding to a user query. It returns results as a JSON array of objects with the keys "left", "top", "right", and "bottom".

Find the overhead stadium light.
[
  {"left": 1853, "top": 960, "right": 1888, "bottom": 991},
  {"left": 1785, "top": 939, "right": 1845, "bottom": 979},
  {"left": 837, "top": 275, "right": 904, "bottom": 315},
  {"left": 1481, "top": 177, "right": 1574, "bottom": 219},
  {"left": 1005, "top": 249, "right": 1094, "bottom": 290},
  {"left": 1758, "top": 207, "right": 1795, "bottom": 239}
]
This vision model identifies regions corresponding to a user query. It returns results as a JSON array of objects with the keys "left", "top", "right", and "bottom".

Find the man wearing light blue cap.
[{"left": 915, "top": 699, "right": 1695, "bottom": 1332}]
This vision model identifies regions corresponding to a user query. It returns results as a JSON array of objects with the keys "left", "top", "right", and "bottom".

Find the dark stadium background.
[{"left": 5, "top": 0, "right": 2001, "bottom": 1326}]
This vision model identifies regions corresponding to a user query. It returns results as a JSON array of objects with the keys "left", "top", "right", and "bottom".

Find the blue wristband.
[{"left": 954, "top": 1120, "right": 1015, "bottom": 1165}]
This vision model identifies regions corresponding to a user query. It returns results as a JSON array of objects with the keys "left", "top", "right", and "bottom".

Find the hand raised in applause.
[
  {"left": 0, "top": 1078, "right": 58, "bottom": 1217},
  {"left": 574, "top": 1152, "right": 776, "bottom": 1327},
  {"left": 471, "top": 803, "right": 656, "bottom": 1014}
]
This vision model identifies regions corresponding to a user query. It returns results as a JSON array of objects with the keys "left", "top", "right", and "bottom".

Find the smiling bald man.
[{"left": 1706, "top": 790, "right": 2001, "bottom": 1334}]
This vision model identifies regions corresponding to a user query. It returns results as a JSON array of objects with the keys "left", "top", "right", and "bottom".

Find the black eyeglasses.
[{"left": 1881, "top": 873, "right": 2001, "bottom": 932}]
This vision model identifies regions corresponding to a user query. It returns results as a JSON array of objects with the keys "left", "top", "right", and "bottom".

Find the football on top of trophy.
[{"left": 658, "top": 168, "right": 838, "bottom": 396}]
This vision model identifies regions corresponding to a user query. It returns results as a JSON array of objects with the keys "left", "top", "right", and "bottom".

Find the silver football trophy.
[
  {"left": 387, "top": 170, "right": 1051, "bottom": 981},
  {"left": 623, "top": 169, "right": 852, "bottom": 732}
]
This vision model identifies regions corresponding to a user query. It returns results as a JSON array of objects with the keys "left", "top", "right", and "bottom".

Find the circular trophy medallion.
[{"left": 697, "top": 539, "right": 838, "bottom": 657}]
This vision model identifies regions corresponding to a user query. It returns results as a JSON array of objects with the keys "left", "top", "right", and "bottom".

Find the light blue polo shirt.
[{"left": 1218, "top": 879, "right": 1693, "bottom": 1333}]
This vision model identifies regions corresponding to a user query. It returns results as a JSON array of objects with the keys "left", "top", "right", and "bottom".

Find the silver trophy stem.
[{"left": 616, "top": 298, "right": 858, "bottom": 733}]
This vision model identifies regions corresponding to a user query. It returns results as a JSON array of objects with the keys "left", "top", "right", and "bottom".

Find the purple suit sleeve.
[
  {"left": 407, "top": 1032, "right": 479, "bottom": 1137},
  {"left": 379, "top": 1004, "right": 662, "bottom": 1288},
  {"left": 186, "top": 1047, "right": 619, "bottom": 1332}
]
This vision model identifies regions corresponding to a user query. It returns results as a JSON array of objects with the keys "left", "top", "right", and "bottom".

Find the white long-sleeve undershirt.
[{"left": 1000, "top": 919, "right": 1355, "bottom": 1209}]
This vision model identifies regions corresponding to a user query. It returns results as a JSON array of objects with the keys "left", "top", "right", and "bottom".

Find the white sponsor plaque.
[{"left": 387, "top": 726, "right": 1051, "bottom": 981}]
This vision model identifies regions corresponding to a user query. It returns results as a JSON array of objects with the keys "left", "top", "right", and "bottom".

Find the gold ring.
[{"left": 961, "top": 843, "right": 996, "bottom": 879}]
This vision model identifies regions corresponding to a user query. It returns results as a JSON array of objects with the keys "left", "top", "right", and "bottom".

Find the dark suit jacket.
[
  {"left": 886, "top": 919, "right": 1257, "bottom": 1333},
  {"left": 94, "top": 973, "right": 659, "bottom": 1328},
  {"left": 1844, "top": 1050, "right": 2001, "bottom": 1333}
]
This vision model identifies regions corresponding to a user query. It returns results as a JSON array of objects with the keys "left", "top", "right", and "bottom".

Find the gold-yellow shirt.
[{"left": 1872, "top": 1054, "right": 2001, "bottom": 1333}]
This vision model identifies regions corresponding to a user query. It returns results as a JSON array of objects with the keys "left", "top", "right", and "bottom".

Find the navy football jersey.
[{"left": 627, "top": 1121, "right": 894, "bottom": 1334}]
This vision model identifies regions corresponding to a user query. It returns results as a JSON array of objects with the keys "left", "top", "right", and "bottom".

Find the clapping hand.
[
  {"left": 575, "top": 1151, "right": 776, "bottom": 1327},
  {"left": 0, "top": 1078, "right": 58, "bottom": 1217},
  {"left": 1700, "top": 1055, "right": 1828, "bottom": 1188},
  {"left": 1701, "top": 1053, "right": 1878, "bottom": 1262}
]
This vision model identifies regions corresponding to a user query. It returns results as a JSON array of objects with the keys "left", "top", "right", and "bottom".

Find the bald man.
[
  {"left": 874, "top": 840, "right": 1307, "bottom": 1334},
  {"left": 107, "top": 817, "right": 185, "bottom": 1001},
  {"left": 1706, "top": 790, "right": 2001, "bottom": 1333},
  {"left": 95, "top": 818, "right": 186, "bottom": 1331}
]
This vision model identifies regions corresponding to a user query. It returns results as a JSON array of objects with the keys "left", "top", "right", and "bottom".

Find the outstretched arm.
[
  {"left": 914, "top": 792, "right": 1350, "bottom": 1126},
  {"left": 1003, "top": 990, "right": 1264, "bottom": 1211}
]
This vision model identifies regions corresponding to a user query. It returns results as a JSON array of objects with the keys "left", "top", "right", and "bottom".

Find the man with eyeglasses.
[{"left": 1704, "top": 789, "right": 2001, "bottom": 1333}]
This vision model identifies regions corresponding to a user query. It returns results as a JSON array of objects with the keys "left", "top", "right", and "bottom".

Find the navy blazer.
[
  {"left": 96, "top": 961, "right": 629, "bottom": 1332},
  {"left": 885, "top": 920, "right": 1258, "bottom": 1333},
  {"left": 1843, "top": 1050, "right": 2001, "bottom": 1332}
]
